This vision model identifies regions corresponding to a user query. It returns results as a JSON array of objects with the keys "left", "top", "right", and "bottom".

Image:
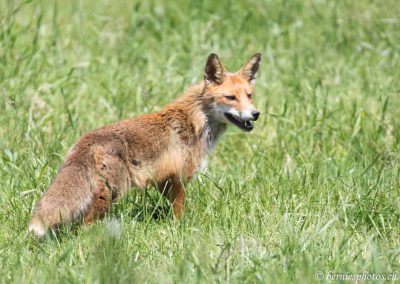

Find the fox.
[{"left": 28, "top": 53, "right": 262, "bottom": 237}]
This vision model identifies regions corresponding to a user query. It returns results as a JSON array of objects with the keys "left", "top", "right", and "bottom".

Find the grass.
[{"left": 1, "top": 0, "right": 400, "bottom": 283}]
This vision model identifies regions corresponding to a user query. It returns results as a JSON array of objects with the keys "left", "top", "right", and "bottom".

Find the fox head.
[{"left": 203, "top": 53, "right": 261, "bottom": 132}]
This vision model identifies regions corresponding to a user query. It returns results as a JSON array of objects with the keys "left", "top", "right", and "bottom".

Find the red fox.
[{"left": 29, "top": 53, "right": 262, "bottom": 237}]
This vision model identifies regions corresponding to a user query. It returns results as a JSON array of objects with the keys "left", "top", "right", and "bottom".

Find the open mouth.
[{"left": 224, "top": 113, "right": 254, "bottom": 132}]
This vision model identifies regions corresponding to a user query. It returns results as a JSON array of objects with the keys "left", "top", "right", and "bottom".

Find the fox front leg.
[
  {"left": 157, "top": 177, "right": 185, "bottom": 219},
  {"left": 170, "top": 177, "right": 185, "bottom": 219}
]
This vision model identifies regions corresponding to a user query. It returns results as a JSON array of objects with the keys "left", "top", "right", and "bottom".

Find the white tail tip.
[{"left": 28, "top": 221, "right": 47, "bottom": 238}]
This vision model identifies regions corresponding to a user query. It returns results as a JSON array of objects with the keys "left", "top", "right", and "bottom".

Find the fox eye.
[
  {"left": 225, "top": 95, "right": 236, "bottom": 101},
  {"left": 247, "top": 93, "right": 253, "bottom": 99}
]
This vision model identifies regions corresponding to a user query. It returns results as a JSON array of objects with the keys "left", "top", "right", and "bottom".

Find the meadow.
[{"left": 0, "top": 0, "right": 399, "bottom": 283}]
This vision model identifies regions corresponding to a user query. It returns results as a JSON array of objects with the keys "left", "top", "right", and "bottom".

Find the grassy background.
[{"left": 1, "top": 0, "right": 400, "bottom": 283}]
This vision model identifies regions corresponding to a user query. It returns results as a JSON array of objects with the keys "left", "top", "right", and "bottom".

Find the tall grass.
[{"left": 0, "top": 0, "right": 399, "bottom": 283}]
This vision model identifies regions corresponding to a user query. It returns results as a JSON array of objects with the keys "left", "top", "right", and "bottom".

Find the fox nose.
[{"left": 252, "top": 111, "right": 260, "bottom": 121}]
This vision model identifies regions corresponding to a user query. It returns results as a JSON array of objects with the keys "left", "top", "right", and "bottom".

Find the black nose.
[{"left": 252, "top": 111, "right": 260, "bottom": 121}]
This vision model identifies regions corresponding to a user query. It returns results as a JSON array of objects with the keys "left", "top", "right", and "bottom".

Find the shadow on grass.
[{"left": 117, "top": 204, "right": 172, "bottom": 222}]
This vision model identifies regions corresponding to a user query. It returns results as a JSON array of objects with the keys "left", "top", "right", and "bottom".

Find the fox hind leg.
[
  {"left": 83, "top": 176, "right": 113, "bottom": 224},
  {"left": 84, "top": 146, "right": 130, "bottom": 224}
]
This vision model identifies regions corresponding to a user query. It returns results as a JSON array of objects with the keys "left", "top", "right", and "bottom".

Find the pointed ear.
[
  {"left": 204, "top": 53, "right": 226, "bottom": 85},
  {"left": 239, "top": 53, "right": 262, "bottom": 84}
]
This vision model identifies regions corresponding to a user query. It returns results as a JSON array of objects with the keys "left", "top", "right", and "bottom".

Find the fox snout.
[
  {"left": 251, "top": 110, "right": 260, "bottom": 121},
  {"left": 238, "top": 108, "right": 260, "bottom": 121}
]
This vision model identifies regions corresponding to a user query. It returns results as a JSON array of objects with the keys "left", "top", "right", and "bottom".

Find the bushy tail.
[{"left": 29, "top": 163, "right": 93, "bottom": 237}]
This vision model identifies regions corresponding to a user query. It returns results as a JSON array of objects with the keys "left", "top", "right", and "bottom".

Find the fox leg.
[
  {"left": 169, "top": 177, "right": 185, "bottom": 219},
  {"left": 83, "top": 176, "right": 112, "bottom": 224},
  {"left": 157, "top": 177, "right": 185, "bottom": 219},
  {"left": 83, "top": 146, "right": 130, "bottom": 224}
]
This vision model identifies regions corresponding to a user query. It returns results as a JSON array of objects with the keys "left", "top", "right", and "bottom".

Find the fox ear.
[
  {"left": 239, "top": 53, "right": 261, "bottom": 84},
  {"left": 204, "top": 53, "right": 226, "bottom": 85}
]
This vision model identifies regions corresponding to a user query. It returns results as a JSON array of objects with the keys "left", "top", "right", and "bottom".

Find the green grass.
[{"left": 1, "top": 0, "right": 400, "bottom": 283}]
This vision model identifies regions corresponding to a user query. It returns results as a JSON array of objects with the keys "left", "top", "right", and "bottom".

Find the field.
[{"left": 1, "top": 0, "right": 400, "bottom": 283}]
